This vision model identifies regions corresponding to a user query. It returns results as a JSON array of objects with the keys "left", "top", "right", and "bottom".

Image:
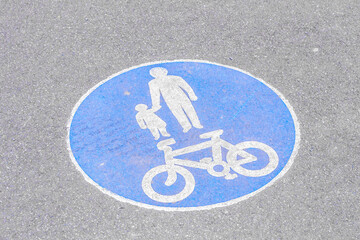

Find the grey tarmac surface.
[{"left": 1, "top": 0, "right": 359, "bottom": 239}]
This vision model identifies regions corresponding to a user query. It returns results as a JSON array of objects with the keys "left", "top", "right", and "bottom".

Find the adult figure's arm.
[
  {"left": 149, "top": 81, "right": 161, "bottom": 111},
  {"left": 176, "top": 77, "right": 198, "bottom": 101}
]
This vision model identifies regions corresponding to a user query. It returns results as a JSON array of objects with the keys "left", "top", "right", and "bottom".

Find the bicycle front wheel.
[
  {"left": 227, "top": 141, "right": 279, "bottom": 177},
  {"left": 142, "top": 165, "right": 195, "bottom": 203}
]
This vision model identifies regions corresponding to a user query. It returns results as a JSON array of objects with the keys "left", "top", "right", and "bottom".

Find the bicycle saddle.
[
  {"left": 199, "top": 129, "right": 224, "bottom": 139},
  {"left": 157, "top": 138, "right": 176, "bottom": 150}
]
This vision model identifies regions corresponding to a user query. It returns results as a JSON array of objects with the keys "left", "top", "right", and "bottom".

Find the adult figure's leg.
[
  {"left": 168, "top": 103, "right": 192, "bottom": 132},
  {"left": 181, "top": 100, "right": 203, "bottom": 129}
]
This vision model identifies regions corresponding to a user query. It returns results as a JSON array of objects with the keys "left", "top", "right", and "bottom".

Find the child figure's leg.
[
  {"left": 149, "top": 128, "right": 160, "bottom": 140},
  {"left": 159, "top": 127, "right": 170, "bottom": 137}
]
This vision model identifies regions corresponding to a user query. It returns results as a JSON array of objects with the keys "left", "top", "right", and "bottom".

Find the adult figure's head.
[{"left": 150, "top": 67, "right": 168, "bottom": 78}]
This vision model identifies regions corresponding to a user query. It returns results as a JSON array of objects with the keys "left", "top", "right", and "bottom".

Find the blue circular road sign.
[{"left": 67, "top": 60, "right": 300, "bottom": 211}]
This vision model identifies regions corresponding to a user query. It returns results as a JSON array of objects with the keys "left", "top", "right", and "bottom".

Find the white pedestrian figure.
[
  {"left": 135, "top": 104, "right": 170, "bottom": 140},
  {"left": 148, "top": 67, "right": 203, "bottom": 133}
]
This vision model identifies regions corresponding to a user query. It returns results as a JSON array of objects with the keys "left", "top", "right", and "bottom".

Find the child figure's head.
[{"left": 135, "top": 104, "right": 148, "bottom": 112}]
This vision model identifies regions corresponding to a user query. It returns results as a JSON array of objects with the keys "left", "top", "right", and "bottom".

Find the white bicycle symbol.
[{"left": 142, "top": 129, "right": 279, "bottom": 203}]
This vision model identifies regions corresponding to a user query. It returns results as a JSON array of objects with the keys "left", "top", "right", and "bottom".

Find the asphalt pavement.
[{"left": 1, "top": 0, "right": 359, "bottom": 239}]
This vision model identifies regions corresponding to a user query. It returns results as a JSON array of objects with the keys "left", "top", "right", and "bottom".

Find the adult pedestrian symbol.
[{"left": 67, "top": 60, "right": 300, "bottom": 211}]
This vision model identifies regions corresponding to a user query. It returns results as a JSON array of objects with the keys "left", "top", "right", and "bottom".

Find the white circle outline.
[{"left": 66, "top": 59, "right": 301, "bottom": 211}]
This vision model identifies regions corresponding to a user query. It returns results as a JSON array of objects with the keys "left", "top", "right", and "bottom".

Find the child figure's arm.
[{"left": 136, "top": 114, "right": 147, "bottom": 129}]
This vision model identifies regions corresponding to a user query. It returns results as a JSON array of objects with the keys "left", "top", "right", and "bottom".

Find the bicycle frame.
[
  {"left": 171, "top": 138, "right": 233, "bottom": 166},
  {"left": 157, "top": 130, "right": 236, "bottom": 174}
]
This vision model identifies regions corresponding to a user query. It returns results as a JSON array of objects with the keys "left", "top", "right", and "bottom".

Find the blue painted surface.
[{"left": 69, "top": 61, "right": 297, "bottom": 208}]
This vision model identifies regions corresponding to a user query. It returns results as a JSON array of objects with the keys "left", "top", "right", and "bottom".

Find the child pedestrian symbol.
[{"left": 135, "top": 104, "right": 170, "bottom": 140}]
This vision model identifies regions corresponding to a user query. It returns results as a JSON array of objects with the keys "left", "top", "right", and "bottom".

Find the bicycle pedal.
[{"left": 200, "top": 157, "right": 212, "bottom": 163}]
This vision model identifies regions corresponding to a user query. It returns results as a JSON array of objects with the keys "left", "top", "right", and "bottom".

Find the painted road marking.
[{"left": 67, "top": 60, "right": 300, "bottom": 211}]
